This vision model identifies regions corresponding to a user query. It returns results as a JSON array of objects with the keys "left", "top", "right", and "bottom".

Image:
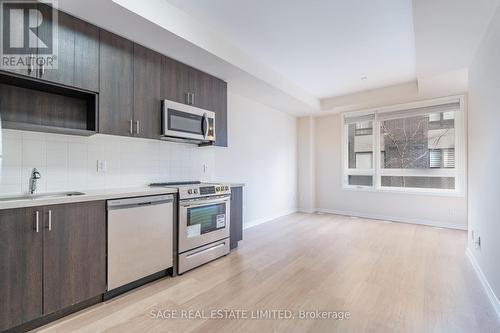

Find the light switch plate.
[{"left": 97, "top": 160, "right": 107, "bottom": 173}]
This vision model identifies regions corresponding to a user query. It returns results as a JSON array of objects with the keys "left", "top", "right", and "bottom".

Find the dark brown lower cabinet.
[
  {"left": 0, "top": 201, "right": 106, "bottom": 331},
  {"left": 43, "top": 202, "right": 106, "bottom": 314},
  {"left": 0, "top": 208, "right": 43, "bottom": 332},
  {"left": 230, "top": 187, "right": 243, "bottom": 249}
]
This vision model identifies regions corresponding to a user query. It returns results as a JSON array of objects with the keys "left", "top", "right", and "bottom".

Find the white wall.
[
  {"left": 214, "top": 91, "right": 298, "bottom": 228},
  {"left": 299, "top": 113, "right": 467, "bottom": 229},
  {"left": 320, "top": 79, "right": 468, "bottom": 114},
  {"left": 468, "top": 3, "right": 500, "bottom": 315},
  {"left": 297, "top": 117, "right": 315, "bottom": 212}
]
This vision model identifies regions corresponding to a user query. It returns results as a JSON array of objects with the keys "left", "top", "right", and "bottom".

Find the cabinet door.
[
  {"left": 188, "top": 67, "right": 216, "bottom": 110},
  {"left": 230, "top": 187, "right": 243, "bottom": 249},
  {"left": 188, "top": 68, "right": 228, "bottom": 146},
  {"left": 36, "top": 4, "right": 74, "bottom": 86},
  {"left": 161, "top": 56, "right": 189, "bottom": 104},
  {"left": 133, "top": 44, "right": 162, "bottom": 139},
  {"left": 0, "top": 207, "right": 43, "bottom": 331},
  {"left": 43, "top": 201, "right": 106, "bottom": 315},
  {"left": 214, "top": 79, "right": 228, "bottom": 147},
  {"left": 0, "top": 2, "right": 37, "bottom": 78},
  {"left": 99, "top": 29, "right": 134, "bottom": 136},
  {"left": 73, "top": 18, "right": 99, "bottom": 91}
]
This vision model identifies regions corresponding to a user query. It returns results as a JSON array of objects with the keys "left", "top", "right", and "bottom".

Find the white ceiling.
[
  {"left": 60, "top": 0, "right": 500, "bottom": 116},
  {"left": 166, "top": 0, "right": 417, "bottom": 99},
  {"left": 59, "top": 0, "right": 321, "bottom": 115},
  {"left": 413, "top": 0, "right": 500, "bottom": 78}
]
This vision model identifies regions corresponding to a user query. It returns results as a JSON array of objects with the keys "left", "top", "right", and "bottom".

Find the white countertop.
[
  {"left": 0, "top": 187, "right": 178, "bottom": 210},
  {"left": 229, "top": 183, "right": 245, "bottom": 187}
]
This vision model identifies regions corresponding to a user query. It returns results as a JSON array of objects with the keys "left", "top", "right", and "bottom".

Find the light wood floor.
[{"left": 33, "top": 213, "right": 499, "bottom": 333}]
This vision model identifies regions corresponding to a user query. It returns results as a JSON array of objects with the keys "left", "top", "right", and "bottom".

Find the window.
[{"left": 342, "top": 98, "right": 464, "bottom": 194}]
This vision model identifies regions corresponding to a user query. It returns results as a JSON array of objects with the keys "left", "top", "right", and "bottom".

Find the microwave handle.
[{"left": 203, "top": 113, "right": 209, "bottom": 139}]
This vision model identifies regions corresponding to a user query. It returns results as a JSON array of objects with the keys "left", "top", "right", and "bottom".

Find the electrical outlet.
[
  {"left": 97, "top": 160, "right": 107, "bottom": 173},
  {"left": 203, "top": 164, "right": 208, "bottom": 173},
  {"left": 475, "top": 236, "right": 481, "bottom": 249},
  {"left": 449, "top": 208, "right": 455, "bottom": 217}
]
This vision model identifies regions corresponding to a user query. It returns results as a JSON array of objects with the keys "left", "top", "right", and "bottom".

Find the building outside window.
[{"left": 342, "top": 97, "right": 465, "bottom": 194}]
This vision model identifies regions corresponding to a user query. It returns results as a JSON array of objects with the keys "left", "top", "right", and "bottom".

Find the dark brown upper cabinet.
[
  {"left": 188, "top": 67, "right": 217, "bottom": 110},
  {"left": 25, "top": 4, "right": 100, "bottom": 91},
  {"left": 0, "top": 3, "right": 227, "bottom": 146},
  {"left": 36, "top": 6, "right": 74, "bottom": 87},
  {"left": 161, "top": 56, "right": 190, "bottom": 104},
  {"left": 161, "top": 59, "right": 228, "bottom": 146},
  {"left": 99, "top": 30, "right": 134, "bottom": 137},
  {"left": 214, "top": 79, "right": 228, "bottom": 147},
  {"left": 0, "top": 207, "right": 43, "bottom": 332},
  {"left": 133, "top": 44, "right": 162, "bottom": 139},
  {"left": 72, "top": 17, "right": 100, "bottom": 91},
  {"left": 43, "top": 201, "right": 106, "bottom": 315},
  {"left": 2, "top": 3, "right": 45, "bottom": 78},
  {"left": 189, "top": 68, "right": 228, "bottom": 147}
]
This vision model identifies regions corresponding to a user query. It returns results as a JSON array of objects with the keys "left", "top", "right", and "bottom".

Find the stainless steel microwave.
[{"left": 161, "top": 99, "right": 215, "bottom": 143}]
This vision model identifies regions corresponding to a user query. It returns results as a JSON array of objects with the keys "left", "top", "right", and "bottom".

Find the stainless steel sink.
[{"left": 0, "top": 191, "right": 86, "bottom": 202}]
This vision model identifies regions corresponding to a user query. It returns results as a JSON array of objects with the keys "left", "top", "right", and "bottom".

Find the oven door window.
[
  {"left": 187, "top": 202, "right": 227, "bottom": 238},
  {"left": 168, "top": 109, "right": 203, "bottom": 135}
]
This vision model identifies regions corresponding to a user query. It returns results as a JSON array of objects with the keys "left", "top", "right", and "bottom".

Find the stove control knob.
[
  {"left": 194, "top": 189, "right": 198, "bottom": 193},
  {"left": 216, "top": 187, "right": 220, "bottom": 191},
  {"left": 188, "top": 189, "right": 193, "bottom": 194}
]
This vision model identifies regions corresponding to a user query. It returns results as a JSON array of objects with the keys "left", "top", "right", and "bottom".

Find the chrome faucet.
[{"left": 29, "top": 168, "right": 41, "bottom": 195}]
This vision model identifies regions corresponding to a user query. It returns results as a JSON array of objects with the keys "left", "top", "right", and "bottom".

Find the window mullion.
[{"left": 373, "top": 118, "right": 381, "bottom": 189}]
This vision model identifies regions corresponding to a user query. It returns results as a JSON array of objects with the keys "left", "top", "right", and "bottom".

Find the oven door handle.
[{"left": 180, "top": 196, "right": 230, "bottom": 207}]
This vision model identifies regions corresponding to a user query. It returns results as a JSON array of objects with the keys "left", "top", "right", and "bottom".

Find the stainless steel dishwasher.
[{"left": 107, "top": 195, "right": 173, "bottom": 291}]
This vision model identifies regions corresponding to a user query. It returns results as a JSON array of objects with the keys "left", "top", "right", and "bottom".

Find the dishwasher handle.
[{"left": 107, "top": 195, "right": 173, "bottom": 210}]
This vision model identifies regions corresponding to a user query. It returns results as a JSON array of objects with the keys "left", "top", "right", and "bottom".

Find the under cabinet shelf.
[
  {"left": 0, "top": 71, "right": 98, "bottom": 136},
  {"left": 2, "top": 121, "right": 96, "bottom": 137}
]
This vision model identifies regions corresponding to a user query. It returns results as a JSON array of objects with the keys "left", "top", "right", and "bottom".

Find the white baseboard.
[
  {"left": 243, "top": 209, "right": 298, "bottom": 230},
  {"left": 298, "top": 208, "right": 316, "bottom": 213},
  {"left": 466, "top": 248, "right": 500, "bottom": 319},
  {"left": 315, "top": 208, "right": 467, "bottom": 230}
]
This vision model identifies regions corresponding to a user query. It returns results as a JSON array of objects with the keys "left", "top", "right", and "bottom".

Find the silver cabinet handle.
[
  {"left": 47, "top": 210, "right": 52, "bottom": 231},
  {"left": 129, "top": 119, "right": 133, "bottom": 134},
  {"left": 35, "top": 211, "right": 40, "bottom": 233},
  {"left": 185, "top": 92, "right": 195, "bottom": 105},
  {"left": 40, "top": 62, "right": 44, "bottom": 77},
  {"left": 27, "top": 53, "right": 33, "bottom": 74},
  {"left": 136, "top": 120, "right": 140, "bottom": 134}
]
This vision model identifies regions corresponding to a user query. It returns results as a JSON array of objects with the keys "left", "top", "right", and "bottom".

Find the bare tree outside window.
[
  {"left": 380, "top": 112, "right": 455, "bottom": 189},
  {"left": 343, "top": 101, "right": 462, "bottom": 192}
]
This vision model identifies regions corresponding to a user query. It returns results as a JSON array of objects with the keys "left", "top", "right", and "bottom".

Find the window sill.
[{"left": 342, "top": 185, "right": 465, "bottom": 198}]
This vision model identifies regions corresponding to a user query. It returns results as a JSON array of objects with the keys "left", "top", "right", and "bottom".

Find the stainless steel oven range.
[{"left": 151, "top": 181, "right": 231, "bottom": 274}]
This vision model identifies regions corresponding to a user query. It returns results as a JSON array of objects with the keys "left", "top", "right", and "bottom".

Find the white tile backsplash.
[{"left": 0, "top": 130, "right": 215, "bottom": 195}]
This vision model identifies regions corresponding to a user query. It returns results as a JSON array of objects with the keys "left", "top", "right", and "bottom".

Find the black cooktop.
[{"left": 149, "top": 181, "right": 201, "bottom": 187}]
